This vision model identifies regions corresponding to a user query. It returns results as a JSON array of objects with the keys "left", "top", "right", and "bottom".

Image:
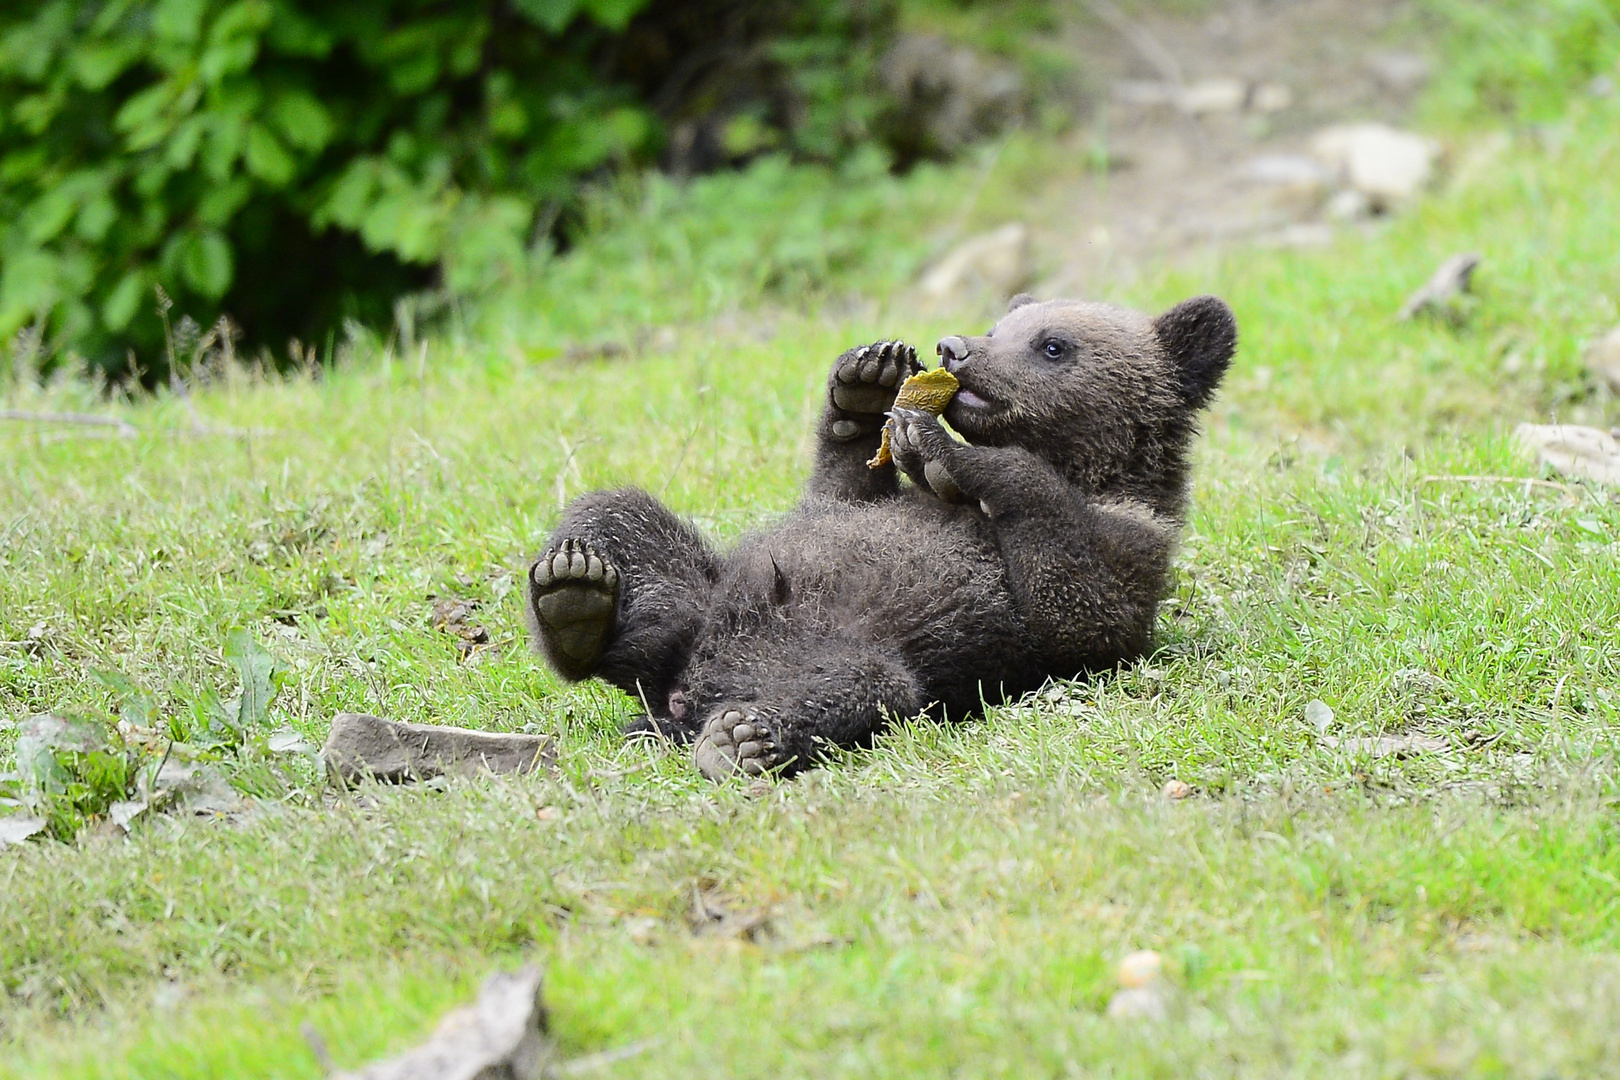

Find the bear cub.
[{"left": 527, "top": 293, "right": 1236, "bottom": 780}]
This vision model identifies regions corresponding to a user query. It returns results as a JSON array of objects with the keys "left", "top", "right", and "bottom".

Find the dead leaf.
[
  {"left": 431, "top": 596, "right": 491, "bottom": 660},
  {"left": 0, "top": 814, "right": 47, "bottom": 847},
  {"left": 689, "top": 886, "right": 772, "bottom": 941},
  {"left": 109, "top": 799, "right": 150, "bottom": 831},
  {"left": 1398, "top": 253, "right": 1481, "bottom": 320}
]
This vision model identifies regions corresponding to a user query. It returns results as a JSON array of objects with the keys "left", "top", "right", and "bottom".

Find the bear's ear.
[
  {"left": 1007, "top": 293, "right": 1038, "bottom": 312},
  {"left": 1154, "top": 295, "right": 1236, "bottom": 408}
]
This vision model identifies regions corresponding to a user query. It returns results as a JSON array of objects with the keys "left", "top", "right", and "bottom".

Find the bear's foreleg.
[
  {"left": 689, "top": 643, "right": 923, "bottom": 780},
  {"left": 528, "top": 488, "right": 720, "bottom": 728},
  {"left": 805, "top": 340, "right": 920, "bottom": 504},
  {"left": 887, "top": 409, "right": 1173, "bottom": 668}
]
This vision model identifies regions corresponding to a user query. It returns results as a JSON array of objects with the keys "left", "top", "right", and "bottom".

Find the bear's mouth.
[{"left": 952, "top": 387, "right": 992, "bottom": 409}]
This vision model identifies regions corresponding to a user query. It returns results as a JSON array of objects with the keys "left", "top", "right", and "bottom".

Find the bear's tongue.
[{"left": 954, "top": 387, "right": 990, "bottom": 409}]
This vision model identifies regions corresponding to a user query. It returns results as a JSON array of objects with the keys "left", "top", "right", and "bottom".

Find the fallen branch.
[
  {"left": 0, "top": 409, "right": 137, "bottom": 438},
  {"left": 1, "top": 409, "right": 272, "bottom": 442}
]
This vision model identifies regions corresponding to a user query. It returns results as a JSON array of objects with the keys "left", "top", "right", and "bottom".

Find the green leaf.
[
  {"left": 269, "top": 90, "right": 333, "bottom": 152},
  {"left": 196, "top": 177, "right": 252, "bottom": 225},
  {"left": 153, "top": 0, "right": 207, "bottom": 43},
  {"left": 24, "top": 187, "right": 78, "bottom": 245},
  {"left": 101, "top": 270, "right": 148, "bottom": 332},
  {"left": 511, "top": 0, "right": 583, "bottom": 35},
  {"left": 70, "top": 40, "right": 139, "bottom": 90},
  {"left": 244, "top": 123, "right": 296, "bottom": 185},
  {"left": 178, "top": 230, "right": 234, "bottom": 298},
  {"left": 582, "top": 0, "right": 650, "bottom": 32},
  {"left": 223, "top": 627, "right": 279, "bottom": 730},
  {"left": 114, "top": 83, "right": 178, "bottom": 147},
  {"left": 75, "top": 196, "right": 119, "bottom": 243}
]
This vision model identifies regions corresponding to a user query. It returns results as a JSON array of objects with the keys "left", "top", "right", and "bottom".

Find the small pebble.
[
  {"left": 1162, "top": 779, "right": 1193, "bottom": 800},
  {"left": 1305, "top": 699, "right": 1335, "bottom": 732},
  {"left": 1117, "top": 950, "right": 1164, "bottom": 989}
]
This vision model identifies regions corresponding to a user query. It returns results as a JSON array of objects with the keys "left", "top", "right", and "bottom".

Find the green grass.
[{"left": 4, "top": 31, "right": 1620, "bottom": 1080}]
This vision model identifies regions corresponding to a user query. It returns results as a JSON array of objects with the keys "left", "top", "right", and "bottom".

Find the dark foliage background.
[{"left": 0, "top": 0, "right": 900, "bottom": 377}]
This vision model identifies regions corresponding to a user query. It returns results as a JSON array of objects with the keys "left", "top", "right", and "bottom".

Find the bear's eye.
[{"left": 1040, "top": 339, "right": 1065, "bottom": 360}]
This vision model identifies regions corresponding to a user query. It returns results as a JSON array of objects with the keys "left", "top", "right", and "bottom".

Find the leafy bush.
[
  {"left": 1425, "top": 0, "right": 1620, "bottom": 121},
  {"left": 0, "top": 0, "right": 898, "bottom": 377}
]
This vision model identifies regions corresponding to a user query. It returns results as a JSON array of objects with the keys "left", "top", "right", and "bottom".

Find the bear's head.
[{"left": 938, "top": 293, "right": 1236, "bottom": 517}]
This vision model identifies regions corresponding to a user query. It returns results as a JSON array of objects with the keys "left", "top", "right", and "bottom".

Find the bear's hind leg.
[
  {"left": 528, "top": 488, "right": 720, "bottom": 725},
  {"left": 690, "top": 644, "right": 923, "bottom": 780}
]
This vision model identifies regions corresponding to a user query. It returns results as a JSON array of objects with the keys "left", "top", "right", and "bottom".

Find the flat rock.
[
  {"left": 1513, "top": 424, "right": 1620, "bottom": 486},
  {"left": 1584, "top": 325, "right": 1620, "bottom": 394},
  {"left": 333, "top": 966, "right": 551, "bottom": 1080},
  {"left": 1323, "top": 734, "right": 1449, "bottom": 758},
  {"left": 322, "top": 713, "right": 555, "bottom": 786},
  {"left": 917, "top": 223, "right": 1033, "bottom": 304},
  {"left": 1310, "top": 122, "right": 1439, "bottom": 208}
]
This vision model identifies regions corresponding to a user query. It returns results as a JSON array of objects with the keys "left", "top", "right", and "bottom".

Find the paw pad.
[{"left": 528, "top": 539, "right": 620, "bottom": 677}]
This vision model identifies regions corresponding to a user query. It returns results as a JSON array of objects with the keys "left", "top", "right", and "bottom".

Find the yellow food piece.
[{"left": 866, "top": 367, "right": 960, "bottom": 469}]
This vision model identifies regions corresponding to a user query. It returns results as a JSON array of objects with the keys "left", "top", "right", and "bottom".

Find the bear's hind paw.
[
  {"left": 528, "top": 539, "right": 619, "bottom": 678},
  {"left": 693, "top": 707, "right": 783, "bottom": 781}
]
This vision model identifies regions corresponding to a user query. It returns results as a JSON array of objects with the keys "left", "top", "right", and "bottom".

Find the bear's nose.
[{"left": 937, "top": 336, "right": 969, "bottom": 371}]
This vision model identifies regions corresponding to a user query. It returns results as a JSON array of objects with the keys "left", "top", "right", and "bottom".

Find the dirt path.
[{"left": 1029, "top": 0, "right": 1432, "bottom": 295}]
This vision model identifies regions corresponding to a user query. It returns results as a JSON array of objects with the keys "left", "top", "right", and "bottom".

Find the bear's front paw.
[
  {"left": 887, "top": 408, "right": 964, "bottom": 502},
  {"left": 829, "top": 340, "right": 920, "bottom": 423}
]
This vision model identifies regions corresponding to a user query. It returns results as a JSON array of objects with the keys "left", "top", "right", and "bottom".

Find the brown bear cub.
[{"left": 527, "top": 293, "right": 1236, "bottom": 780}]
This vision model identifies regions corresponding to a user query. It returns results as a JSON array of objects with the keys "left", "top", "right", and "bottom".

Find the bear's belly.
[{"left": 712, "top": 496, "right": 1030, "bottom": 704}]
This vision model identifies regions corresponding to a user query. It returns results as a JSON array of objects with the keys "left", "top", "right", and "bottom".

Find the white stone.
[
  {"left": 917, "top": 223, "right": 1033, "bottom": 303},
  {"left": 1584, "top": 325, "right": 1620, "bottom": 394},
  {"left": 1244, "top": 154, "right": 1332, "bottom": 186},
  {"left": 1250, "top": 83, "right": 1294, "bottom": 112},
  {"left": 1310, "top": 123, "right": 1439, "bottom": 208},
  {"left": 1326, "top": 188, "right": 1371, "bottom": 221},
  {"left": 1177, "top": 78, "right": 1248, "bottom": 115},
  {"left": 1112, "top": 80, "right": 1176, "bottom": 106}
]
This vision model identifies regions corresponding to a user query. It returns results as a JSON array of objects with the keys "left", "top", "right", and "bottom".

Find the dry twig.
[
  {"left": 0, "top": 409, "right": 137, "bottom": 438},
  {"left": 1419, "top": 474, "right": 1575, "bottom": 496}
]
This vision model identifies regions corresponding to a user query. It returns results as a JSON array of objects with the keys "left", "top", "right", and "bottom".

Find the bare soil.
[{"left": 1030, "top": 0, "right": 1433, "bottom": 295}]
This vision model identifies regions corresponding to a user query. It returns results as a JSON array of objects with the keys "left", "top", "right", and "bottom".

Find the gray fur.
[{"left": 527, "top": 294, "right": 1236, "bottom": 779}]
